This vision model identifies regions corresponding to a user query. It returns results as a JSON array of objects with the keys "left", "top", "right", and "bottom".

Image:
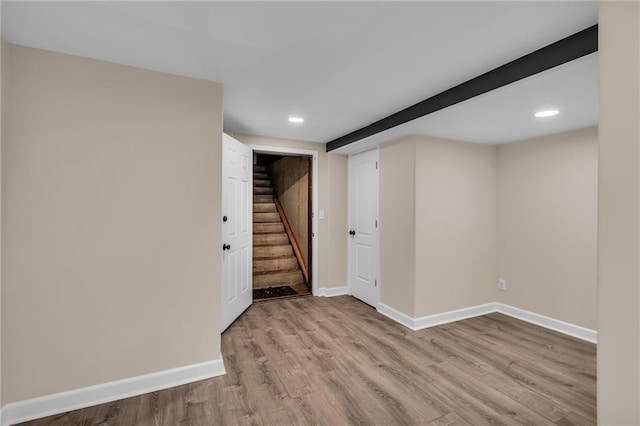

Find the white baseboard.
[
  {"left": 316, "top": 286, "right": 350, "bottom": 297},
  {"left": 495, "top": 303, "right": 597, "bottom": 344},
  {"left": 377, "top": 303, "right": 419, "bottom": 330},
  {"left": 2, "top": 358, "right": 226, "bottom": 426},
  {"left": 378, "top": 302, "right": 496, "bottom": 331},
  {"left": 414, "top": 303, "right": 498, "bottom": 330},
  {"left": 377, "top": 301, "right": 597, "bottom": 344}
]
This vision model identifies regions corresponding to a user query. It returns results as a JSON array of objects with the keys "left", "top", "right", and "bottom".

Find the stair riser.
[
  {"left": 253, "top": 203, "right": 277, "bottom": 213},
  {"left": 253, "top": 212, "right": 280, "bottom": 223},
  {"left": 254, "top": 223, "right": 285, "bottom": 234},
  {"left": 253, "top": 172, "right": 268, "bottom": 180},
  {"left": 253, "top": 258, "right": 299, "bottom": 273},
  {"left": 253, "top": 165, "right": 267, "bottom": 173},
  {"left": 253, "top": 245, "right": 293, "bottom": 258},
  {"left": 253, "top": 271, "right": 304, "bottom": 288},
  {"left": 254, "top": 233, "right": 289, "bottom": 246},
  {"left": 253, "top": 179, "right": 272, "bottom": 187},
  {"left": 253, "top": 187, "right": 274, "bottom": 195}
]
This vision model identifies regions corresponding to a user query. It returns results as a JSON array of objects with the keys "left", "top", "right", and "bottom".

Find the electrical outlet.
[{"left": 498, "top": 279, "right": 507, "bottom": 291}]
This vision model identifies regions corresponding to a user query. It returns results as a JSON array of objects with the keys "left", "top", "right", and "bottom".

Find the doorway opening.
[{"left": 252, "top": 152, "right": 313, "bottom": 301}]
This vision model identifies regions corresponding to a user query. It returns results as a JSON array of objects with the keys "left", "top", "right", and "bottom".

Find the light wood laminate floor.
[{"left": 21, "top": 296, "right": 596, "bottom": 425}]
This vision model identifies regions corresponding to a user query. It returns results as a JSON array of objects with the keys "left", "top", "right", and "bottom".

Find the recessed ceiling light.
[
  {"left": 534, "top": 109, "right": 559, "bottom": 118},
  {"left": 288, "top": 116, "right": 304, "bottom": 123}
]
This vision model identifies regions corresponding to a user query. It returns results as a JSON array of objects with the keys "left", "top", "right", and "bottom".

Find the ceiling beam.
[{"left": 326, "top": 24, "right": 598, "bottom": 152}]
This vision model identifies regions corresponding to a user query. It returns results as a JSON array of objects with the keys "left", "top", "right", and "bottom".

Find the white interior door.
[
  {"left": 349, "top": 148, "right": 380, "bottom": 307},
  {"left": 221, "top": 133, "right": 252, "bottom": 331}
]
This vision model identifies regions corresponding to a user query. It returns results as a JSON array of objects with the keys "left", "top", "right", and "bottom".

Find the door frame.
[
  {"left": 247, "top": 144, "right": 319, "bottom": 296},
  {"left": 348, "top": 147, "right": 381, "bottom": 307}
]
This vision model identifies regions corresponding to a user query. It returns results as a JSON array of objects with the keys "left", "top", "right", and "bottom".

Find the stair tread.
[
  {"left": 253, "top": 268, "right": 302, "bottom": 276},
  {"left": 254, "top": 255, "right": 297, "bottom": 261},
  {"left": 253, "top": 256, "right": 296, "bottom": 262}
]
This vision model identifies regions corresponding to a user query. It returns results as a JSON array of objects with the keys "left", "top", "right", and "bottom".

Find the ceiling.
[
  {"left": 334, "top": 52, "right": 598, "bottom": 154},
  {"left": 2, "top": 1, "right": 598, "bottom": 148}
]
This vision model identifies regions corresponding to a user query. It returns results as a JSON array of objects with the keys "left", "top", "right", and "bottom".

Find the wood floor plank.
[
  {"left": 19, "top": 296, "right": 596, "bottom": 425},
  {"left": 460, "top": 315, "right": 596, "bottom": 377},
  {"left": 429, "top": 412, "right": 470, "bottom": 426},
  {"left": 428, "top": 324, "right": 597, "bottom": 420}
]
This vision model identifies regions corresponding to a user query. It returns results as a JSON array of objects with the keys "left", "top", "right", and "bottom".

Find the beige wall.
[
  {"left": 414, "top": 136, "right": 497, "bottom": 317},
  {"left": 380, "top": 138, "right": 417, "bottom": 316},
  {"left": 326, "top": 154, "right": 349, "bottom": 288},
  {"left": 380, "top": 136, "right": 497, "bottom": 318},
  {"left": 229, "top": 132, "right": 349, "bottom": 289},
  {"left": 0, "top": 38, "right": 5, "bottom": 407},
  {"left": 598, "top": 1, "right": 640, "bottom": 423},
  {"left": 497, "top": 128, "right": 598, "bottom": 330},
  {"left": 3, "top": 45, "right": 223, "bottom": 403},
  {"left": 268, "top": 156, "right": 310, "bottom": 270}
]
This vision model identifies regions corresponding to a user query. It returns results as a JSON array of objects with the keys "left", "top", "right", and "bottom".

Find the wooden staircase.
[{"left": 253, "top": 165, "right": 308, "bottom": 295}]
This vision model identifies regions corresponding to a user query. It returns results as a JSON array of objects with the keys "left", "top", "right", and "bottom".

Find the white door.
[
  {"left": 221, "top": 133, "right": 253, "bottom": 331},
  {"left": 349, "top": 148, "right": 380, "bottom": 307}
]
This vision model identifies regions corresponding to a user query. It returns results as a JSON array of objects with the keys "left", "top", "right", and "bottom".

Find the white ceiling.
[
  {"left": 334, "top": 52, "right": 599, "bottom": 154},
  {"left": 2, "top": 1, "right": 598, "bottom": 147}
]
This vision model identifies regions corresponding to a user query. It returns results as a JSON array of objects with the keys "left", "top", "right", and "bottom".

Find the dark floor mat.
[{"left": 253, "top": 286, "right": 298, "bottom": 300}]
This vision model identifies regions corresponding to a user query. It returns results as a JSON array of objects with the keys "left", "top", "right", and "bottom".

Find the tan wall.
[
  {"left": 497, "top": 128, "right": 598, "bottom": 330},
  {"left": 268, "top": 156, "right": 310, "bottom": 270},
  {"left": 379, "top": 136, "right": 496, "bottom": 318},
  {"left": 326, "top": 154, "right": 349, "bottom": 287},
  {"left": 414, "top": 136, "right": 497, "bottom": 317},
  {"left": 0, "top": 38, "right": 5, "bottom": 407},
  {"left": 598, "top": 1, "right": 640, "bottom": 423},
  {"left": 229, "top": 133, "right": 349, "bottom": 289},
  {"left": 380, "top": 138, "right": 417, "bottom": 316},
  {"left": 3, "top": 45, "right": 223, "bottom": 403}
]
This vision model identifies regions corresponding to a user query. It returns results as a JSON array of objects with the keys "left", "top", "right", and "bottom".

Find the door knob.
[
  {"left": 223, "top": 215, "right": 228, "bottom": 223},
  {"left": 223, "top": 244, "right": 231, "bottom": 251},
  {"left": 349, "top": 230, "right": 356, "bottom": 236}
]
